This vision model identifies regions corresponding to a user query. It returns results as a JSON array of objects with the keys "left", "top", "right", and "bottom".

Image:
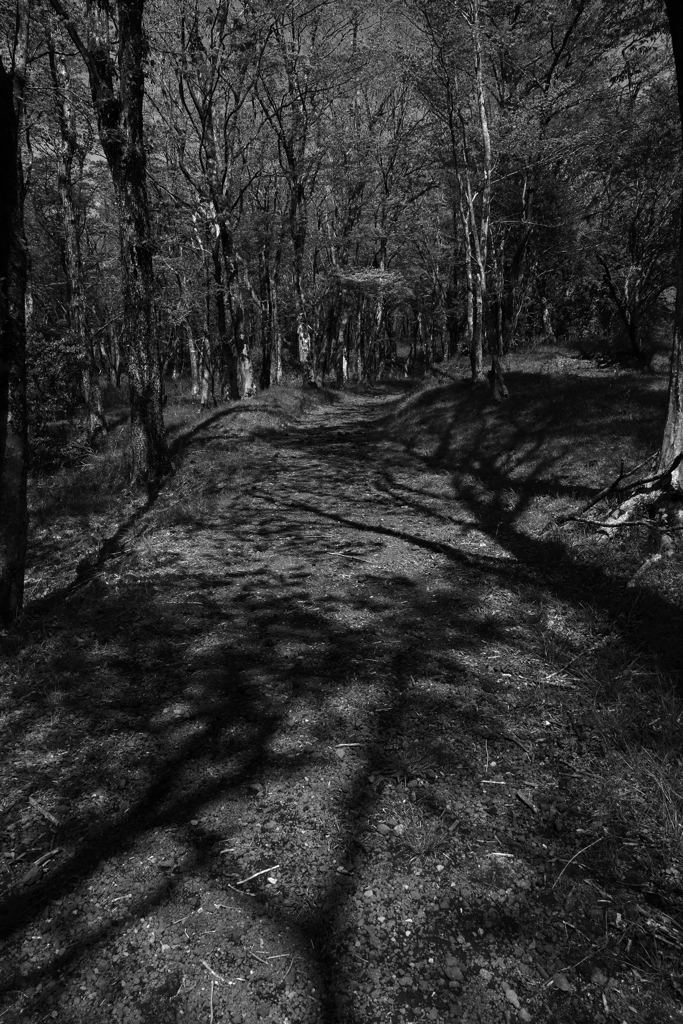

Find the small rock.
[
  {"left": 505, "top": 989, "right": 520, "bottom": 1009},
  {"left": 364, "top": 889, "right": 374, "bottom": 899},
  {"left": 377, "top": 823, "right": 390, "bottom": 835},
  {"left": 552, "top": 972, "right": 572, "bottom": 992},
  {"left": 591, "top": 967, "right": 608, "bottom": 987},
  {"left": 444, "top": 964, "right": 464, "bottom": 983},
  {"left": 519, "top": 1010, "right": 532, "bottom": 1022}
]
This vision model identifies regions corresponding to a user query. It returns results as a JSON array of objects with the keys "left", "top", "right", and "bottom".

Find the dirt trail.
[{"left": 0, "top": 384, "right": 680, "bottom": 1023}]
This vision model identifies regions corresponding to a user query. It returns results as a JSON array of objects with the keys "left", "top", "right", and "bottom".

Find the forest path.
[{"left": 2, "top": 382, "right": 677, "bottom": 1024}]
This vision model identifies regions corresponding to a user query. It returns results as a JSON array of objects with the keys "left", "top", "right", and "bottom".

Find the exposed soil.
[{"left": 1, "top": 368, "right": 683, "bottom": 1024}]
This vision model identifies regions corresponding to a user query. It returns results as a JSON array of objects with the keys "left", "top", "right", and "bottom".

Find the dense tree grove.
[{"left": 1, "top": 0, "right": 683, "bottom": 621}]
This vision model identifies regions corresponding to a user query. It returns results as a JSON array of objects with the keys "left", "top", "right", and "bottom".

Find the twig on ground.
[
  {"left": 201, "top": 961, "right": 225, "bottom": 984},
  {"left": 33, "top": 848, "right": 60, "bottom": 867},
  {"left": 28, "top": 797, "right": 60, "bottom": 827},
  {"left": 553, "top": 836, "right": 603, "bottom": 889},
  {"left": 506, "top": 733, "right": 532, "bottom": 755},
  {"left": 209, "top": 978, "right": 214, "bottom": 1022},
  {"left": 236, "top": 864, "right": 280, "bottom": 885},
  {"left": 515, "top": 791, "right": 537, "bottom": 813},
  {"left": 226, "top": 882, "right": 255, "bottom": 896},
  {"left": 281, "top": 956, "right": 296, "bottom": 982}
]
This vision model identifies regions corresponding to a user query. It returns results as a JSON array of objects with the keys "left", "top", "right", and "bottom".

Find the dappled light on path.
[{"left": 1, "top": 374, "right": 682, "bottom": 1023}]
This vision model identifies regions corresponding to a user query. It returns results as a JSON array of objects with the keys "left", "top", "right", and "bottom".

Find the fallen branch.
[
  {"left": 561, "top": 516, "right": 664, "bottom": 531},
  {"left": 557, "top": 453, "right": 657, "bottom": 525},
  {"left": 28, "top": 797, "right": 60, "bottom": 827},
  {"left": 554, "top": 452, "right": 683, "bottom": 531},
  {"left": 236, "top": 864, "right": 279, "bottom": 886}
]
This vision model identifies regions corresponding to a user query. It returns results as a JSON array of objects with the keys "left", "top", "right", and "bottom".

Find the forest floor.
[{"left": 1, "top": 351, "right": 683, "bottom": 1024}]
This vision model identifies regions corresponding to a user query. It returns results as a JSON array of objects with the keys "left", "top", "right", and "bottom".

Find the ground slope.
[{"left": 1, "top": 371, "right": 682, "bottom": 1024}]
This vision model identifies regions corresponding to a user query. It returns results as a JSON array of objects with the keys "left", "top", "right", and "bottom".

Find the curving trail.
[{"left": 0, "top": 383, "right": 678, "bottom": 1024}]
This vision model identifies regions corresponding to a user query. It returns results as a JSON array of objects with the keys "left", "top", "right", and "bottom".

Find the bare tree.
[
  {"left": 48, "top": 0, "right": 170, "bottom": 485},
  {"left": 46, "top": 26, "right": 107, "bottom": 437},
  {"left": 0, "top": 0, "right": 30, "bottom": 625},
  {"left": 661, "top": 0, "right": 683, "bottom": 489}
]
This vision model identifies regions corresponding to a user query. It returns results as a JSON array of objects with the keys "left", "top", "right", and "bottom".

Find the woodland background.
[{"left": 1, "top": 0, "right": 683, "bottom": 624}]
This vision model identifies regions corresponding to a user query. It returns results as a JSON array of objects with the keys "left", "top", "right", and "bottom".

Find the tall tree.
[
  {"left": 48, "top": 0, "right": 170, "bottom": 485},
  {"left": 0, "top": 0, "right": 30, "bottom": 625},
  {"left": 661, "top": 0, "right": 683, "bottom": 489},
  {"left": 257, "top": 0, "right": 338, "bottom": 380},
  {"left": 46, "top": 26, "right": 107, "bottom": 437}
]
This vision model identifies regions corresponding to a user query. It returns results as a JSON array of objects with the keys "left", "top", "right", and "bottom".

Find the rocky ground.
[{"left": 1, "top": 370, "right": 682, "bottom": 1023}]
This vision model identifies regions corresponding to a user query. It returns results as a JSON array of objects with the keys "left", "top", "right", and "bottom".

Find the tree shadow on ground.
[{"left": 1, "top": 373, "right": 681, "bottom": 1023}]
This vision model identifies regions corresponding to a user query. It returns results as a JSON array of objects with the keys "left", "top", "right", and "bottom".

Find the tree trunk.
[
  {"left": 660, "top": 0, "right": 683, "bottom": 487},
  {"left": 49, "top": 0, "right": 170, "bottom": 485},
  {"left": 460, "top": 191, "right": 479, "bottom": 379},
  {"left": 217, "top": 223, "right": 254, "bottom": 399},
  {"left": 0, "top": 1, "right": 29, "bottom": 625},
  {"left": 336, "top": 305, "right": 350, "bottom": 386},
  {"left": 259, "top": 241, "right": 282, "bottom": 389},
  {"left": 269, "top": 258, "right": 283, "bottom": 386},
  {"left": 290, "top": 185, "right": 313, "bottom": 380},
  {"left": 659, "top": 234, "right": 683, "bottom": 485},
  {"left": 541, "top": 296, "right": 556, "bottom": 343},
  {"left": 187, "top": 326, "right": 199, "bottom": 397},
  {"left": 445, "top": 261, "right": 458, "bottom": 359},
  {"left": 211, "top": 240, "right": 239, "bottom": 401},
  {"left": 198, "top": 328, "right": 213, "bottom": 408},
  {"left": 47, "top": 34, "right": 106, "bottom": 439},
  {"left": 472, "top": 271, "right": 485, "bottom": 380}
]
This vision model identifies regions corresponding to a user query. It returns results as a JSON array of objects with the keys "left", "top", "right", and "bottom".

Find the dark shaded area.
[{"left": 1, "top": 370, "right": 681, "bottom": 1023}]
